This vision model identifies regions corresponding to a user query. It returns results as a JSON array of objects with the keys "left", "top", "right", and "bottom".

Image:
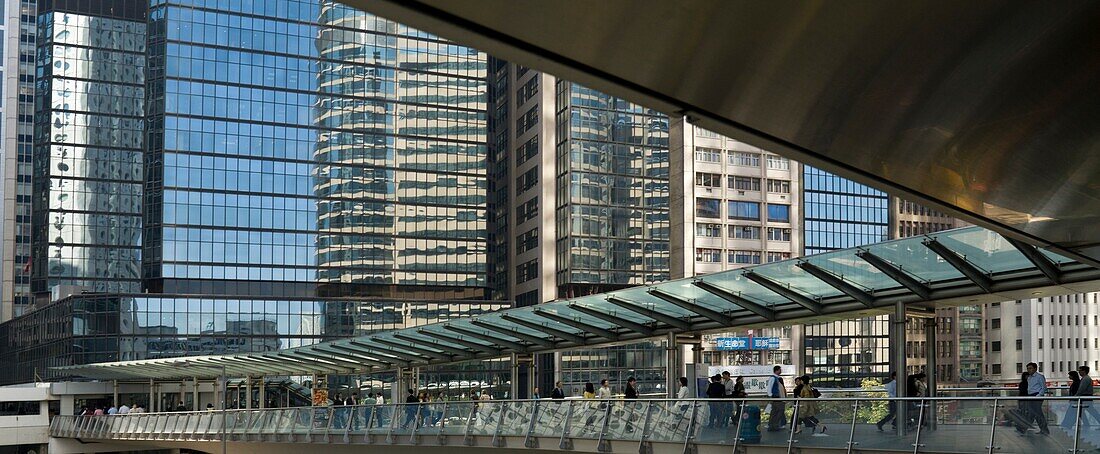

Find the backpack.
[{"left": 811, "top": 387, "right": 821, "bottom": 398}]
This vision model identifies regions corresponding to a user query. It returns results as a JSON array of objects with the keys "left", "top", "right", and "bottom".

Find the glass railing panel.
[
  {"left": 368, "top": 405, "right": 394, "bottom": 434},
  {"left": 530, "top": 400, "right": 570, "bottom": 437},
  {"left": 604, "top": 400, "right": 647, "bottom": 441},
  {"left": 849, "top": 398, "right": 926, "bottom": 452},
  {"left": 564, "top": 399, "right": 610, "bottom": 440},
  {"left": 785, "top": 398, "right": 857, "bottom": 450},
  {"left": 183, "top": 413, "right": 200, "bottom": 435},
  {"left": 391, "top": 403, "right": 420, "bottom": 435},
  {"left": 308, "top": 407, "right": 329, "bottom": 431},
  {"left": 991, "top": 397, "right": 1079, "bottom": 453},
  {"left": 440, "top": 401, "right": 476, "bottom": 436},
  {"left": 330, "top": 406, "right": 351, "bottom": 432},
  {"left": 348, "top": 405, "right": 370, "bottom": 433},
  {"left": 497, "top": 401, "right": 534, "bottom": 437},
  {"left": 646, "top": 400, "right": 694, "bottom": 444},
  {"left": 415, "top": 402, "right": 447, "bottom": 433},
  {"left": 471, "top": 401, "right": 506, "bottom": 436}
]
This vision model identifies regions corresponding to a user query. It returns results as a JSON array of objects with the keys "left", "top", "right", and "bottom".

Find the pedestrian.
[
  {"left": 793, "top": 375, "right": 826, "bottom": 435},
  {"left": 720, "top": 371, "right": 734, "bottom": 427},
  {"left": 402, "top": 389, "right": 418, "bottom": 429},
  {"left": 551, "top": 381, "right": 566, "bottom": 399},
  {"left": 706, "top": 375, "right": 726, "bottom": 428},
  {"left": 597, "top": 379, "right": 612, "bottom": 399},
  {"left": 1077, "top": 365, "right": 1100, "bottom": 425},
  {"left": 625, "top": 377, "right": 638, "bottom": 400},
  {"left": 118, "top": 403, "right": 131, "bottom": 415},
  {"left": 731, "top": 375, "right": 747, "bottom": 422},
  {"left": 532, "top": 387, "right": 540, "bottom": 399},
  {"left": 1024, "top": 362, "right": 1050, "bottom": 435},
  {"left": 93, "top": 406, "right": 104, "bottom": 416},
  {"left": 583, "top": 382, "right": 596, "bottom": 399},
  {"left": 107, "top": 404, "right": 118, "bottom": 415},
  {"left": 766, "top": 365, "right": 787, "bottom": 431},
  {"left": 1063, "top": 370, "right": 1082, "bottom": 429},
  {"left": 877, "top": 371, "right": 898, "bottom": 431},
  {"left": 677, "top": 377, "right": 691, "bottom": 412}
]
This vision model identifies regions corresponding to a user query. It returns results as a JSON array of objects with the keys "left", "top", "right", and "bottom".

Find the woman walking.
[{"left": 793, "top": 376, "right": 827, "bottom": 435}]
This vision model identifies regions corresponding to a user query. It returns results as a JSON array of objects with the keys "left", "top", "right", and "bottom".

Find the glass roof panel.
[
  {"left": 533, "top": 303, "right": 621, "bottom": 329},
  {"left": 649, "top": 280, "right": 746, "bottom": 313},
  {"left": 1040, "top": 248, "right": 1077, "bottom": 264},
  {"left": 750, "top": 260, "right": 842, "bottom": 300},
  {"left": 863, "top": 237, "right": 964, "bottom": 283},
  {"left": 502, "top": 309, "right": 583, "bottom": 333},
  {"left": 932, "top": 228, "right": 1031, "bottom": 274},
  {"left": 415, "top": 324, "right": 497, "bottom": 347},
  {"left": 613, "top": 287, "right": 697, "bottom": 317},
  {"left": 696, "top": 270, "right": 788, "bottom": 306},
  {"left": 802, "top": 251, "right": 901, "bottom": 291},
  {"left": 474, "top": 314, "right": 553, "bottom": 338},
  {"left": 568, "top": 295, "right": 655, "bottom": 324}
]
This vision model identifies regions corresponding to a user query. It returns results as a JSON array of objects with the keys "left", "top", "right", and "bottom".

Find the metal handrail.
[{"left": 52, "top": 396, "right": 1098, "bottom": 454}]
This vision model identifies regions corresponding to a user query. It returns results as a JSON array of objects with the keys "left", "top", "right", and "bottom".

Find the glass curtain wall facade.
[
  {"left": 554, "top": 82, "right": 670, "bottom": 395},
  {"left": 802, "top": 166, "right": 890, "bottom": 388},
  {"left": 4, "top": 0, "right": 510, "bottom": 387}
]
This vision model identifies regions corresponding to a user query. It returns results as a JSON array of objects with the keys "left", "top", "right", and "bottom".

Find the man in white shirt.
[
  {"left": 765, "top": 366, "right": 787, "bottom": 431},
  {"left": 1025, "top": 362, "right": 1050, "bottom": 435},
  {"left": 876, "top": 372, "right": 897, "bottom": 431},
  {"left": 118, "top": 403, "right": 131, "bottom": 415},
  {"left": 597, "top": 379, "right": 612, "bottom": 399},
  {"left": 106, "top": 405, "right": 118, "bottom": 415}
]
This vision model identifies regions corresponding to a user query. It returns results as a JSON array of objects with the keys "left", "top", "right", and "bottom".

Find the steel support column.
[
  {"left": 510, "top": 353, "right": 520, "bottom": 399},
  {"left": 893, "top": 301, "right": 907, "bottom": 437},
  {"left": 924, "top": 317, "right": 937, "bottom": 430},
  {"left": 666, "top": 332, "right": 679, "bottom": 397}
]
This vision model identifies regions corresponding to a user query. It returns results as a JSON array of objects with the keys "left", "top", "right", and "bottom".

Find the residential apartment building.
[
  {"left": 1, "top": 0, "right": 512, "bottom": 387},
  {"left": 0, "top": 0, "right": 37, "bottom": 321}
]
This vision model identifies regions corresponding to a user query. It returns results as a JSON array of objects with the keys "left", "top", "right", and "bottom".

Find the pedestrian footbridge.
[{"left": 47, "top": 396, "right": 1100, "bottom": 454}]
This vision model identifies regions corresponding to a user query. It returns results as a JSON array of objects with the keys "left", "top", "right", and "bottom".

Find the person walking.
[
  {"left": 583, "top": 382, "right": 596, "bottom": 399},
  {"left": 766, "top": 365, "right": 787, "bottom": 431},
  {"left": 877, "top": 372, "right": 898, "bottom": 431},
  {"left": 551, "top": 381, "right": 566, "bottom": 399},
  {"left": 1076, "top": 365, "right": 1100, "bottom": 426},
  {"left": 402, "top": 389, "right": 419, "bottom": 429},
  {"left": 1025, "top": 362, "right": 1051, "bottom": 435},
  {"left": 625, "top": 377, "right": 639, "bottom": 400},
  {"left": 677, "top": 377, "right": 692, "bottom": 414},
  {"left": 706, "top": 375, "right": 726, "bottom": 429},
  {"left": 793, "top": 375, "right": 826, "bottom": 435},
  {"left": 1063, "top": 370, "right": 1083, "bottom": 430},
  {"left": 597, "top": 379, "right": 612, "bottom": 399}
]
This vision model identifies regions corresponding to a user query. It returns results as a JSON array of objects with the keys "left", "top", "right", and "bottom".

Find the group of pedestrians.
[
  {"left": 874, "top": 371, "right": 929, "bottom": 431},
  {"left": 1061, "top": 365, "right": 1100, "bottom": 430},
  {"left": 79, "top": 402, "right": 145, "bottom": 416},
  {"left": 704, "top": 371, "right": 747, "bottom": 428}
]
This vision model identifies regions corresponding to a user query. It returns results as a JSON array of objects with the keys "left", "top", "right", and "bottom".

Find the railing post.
[
  {"left": 410, "top": 403, "right": 423, "bottom": 445},
  {"left": 912, "top": 399, "right": 927, "bottom": 454},
  {"left": 986, "top": 398, "right": 1000, "bottom": 454},
  {"left": 683, "top": 401, "right": 699, "bottom": 454},
  {"left": 364, "top": 405, "right": 377, "bottom": 445},
  {"left": 846, "top": 401, "right": 860, "bottom": 454},
  {"left": 436, "top": 402, "right": 449, "bottom": 446},
  {"left": 637, "top": 402, "right": 655, "bottom": 454},
  {"left": 597, "top": 399, "right": 613, "bottom": 452},
  {"left": 525, "top": 400, "right": 541, "bottom": 449},
  {"left": 492, "top": 401, "right": 507, "bottom": 448},
  {"left": 730, "top": 399, "right": 746, "bottom": 454},
  {"left": 1071, "top": 397, "right": 1084, "bottom": 454},
  {"left": 463, "top": 402, "right": 479, "bottom": 447},
  {"left": 787, "top": 399, "right": 802, "bottom": 454},
  {"left": 386, "top": 404, "right": 400, "bottom": 444},
  {"left": 559, "top": 400, "right": 575, "bottom": 450}
]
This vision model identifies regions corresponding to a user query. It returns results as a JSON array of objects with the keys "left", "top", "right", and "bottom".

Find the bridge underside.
[{"left": 347, "top": 0, "right": 1100, "bottom": 268}]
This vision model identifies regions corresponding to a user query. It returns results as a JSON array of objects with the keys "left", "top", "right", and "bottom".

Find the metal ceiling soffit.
[
  {"left": 566, "top": 303, "right": 655, "bottom": 337},
  {"left": 742, "top": 271, "right": 824, "bottom": 314},
  {"left": 646, "top": 288, "right": 732, "bottom": 325},
  {"left": 923, "top": 239, "right": 994, "bottom": 292},
  {"left": 855, "top": 249, "right": 932, "bottom": 300},
  {"left": 796, "top": 261, "right": 875, "bottom": 308},
  {"left": 533, "top": 309, "right": 620, "bottom": 341},
  {"left": 604, "top": 296, "right": 692, "bottom": 330}
]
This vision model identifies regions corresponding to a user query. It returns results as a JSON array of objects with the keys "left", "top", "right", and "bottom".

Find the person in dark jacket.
[
  {"left": 706, "top": 375, "right": 726, "bottom": 428},
  {"left": 625, "top": 377, "right": 639, "bottom": 399},
  {"left": 551, "top": 381, "right": 566, "bottom": 399}
]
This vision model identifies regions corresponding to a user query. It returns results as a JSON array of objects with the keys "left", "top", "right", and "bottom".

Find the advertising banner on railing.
[{"left": 707, "top": 364, "right": 797, "bottom": 394}]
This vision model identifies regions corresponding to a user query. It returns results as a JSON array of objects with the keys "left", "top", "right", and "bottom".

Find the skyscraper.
[
  {"left": 1, "top": 0, "right": 509, "bottom": 386},
  {"left": 0, "top": 0, "right": 38, "bottom": 321}
]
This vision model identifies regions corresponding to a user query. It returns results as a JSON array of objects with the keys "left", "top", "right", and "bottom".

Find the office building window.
[
  {"left": 696, "top": 223, "right": 722, "bottom": 238},
  {"left": 729, "top": 250, "right": 762, "bottom": 265},
  {"left": 517, "top": 198, "right": 539, "bottom": 223},
  {"left": 729, "top": 176, "right": 761, "bottom": 191},
  {"left": 992, "top": 341, "right": 1001, "bottom": 352},
  {"left": 1015, "top": 316, "right": 1022, "bottom": 327},
  {"left": 992, "top": 364, "right": 1002, "bottom": 375},
  {"left": 516, "top": 167, "right": 539, "bottom": 193},
  {"left": 1016, "top": 363, "right": 1023, "bottom": 374},
  {"left": 766, "top": 252, "right": 791, "bottom": 262},
  {"left": 732, "top": 151, "right": 760, "bottom": 167},
  {"left": 729, "top": 225, "right": 761, "bottom": 240},
  {"left": 516, "top": 229, "right": 539, "bottom": 254},
  {"left": 516, "top": 104, "right": 539, "bottom": 134},
  {"left": 1016, "top": 339, "right": 1023, "bottom": 350},
  {"left": 767, "top": 204, "right": 790, "bottom": 222},
  {"left": 766, "top": 179, "right": 791, "bottom": 193},
  {"left": 696, "top": 248, "right": 722, "bottom": 263},
  {"left": 990, "top": 318, "right": 1000, "bottom": 329},
  {"left": 696, "top": 198, "right": 722, "bottom": 218},
  {"left": 728, "top": 201, "right": 760, "bottom": 220},
  {"left": 516, "top": 136, "right": 539, "bottom": 166},
  {"left": 696, "top": 172, "right": 722, "bottom": 187},
  {"left": 516, "top": 259, "right": 539, "bottom": 283},
  {"left": 516, "top": 76, "right": 539, "bottom": 106},
  {"left": 696, "top": 147, "right": 722, "bottom": 163},
  {"left": 766, "top": 155, "right": 790, "bottom": 170},
  {"left": 766, "top": 227, "right": 791, "bottom": 241}
]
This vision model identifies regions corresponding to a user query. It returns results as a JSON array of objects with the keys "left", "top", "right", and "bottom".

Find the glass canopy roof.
[{"left": 59, "top": 226, "right": 1100, "bottom": 380}]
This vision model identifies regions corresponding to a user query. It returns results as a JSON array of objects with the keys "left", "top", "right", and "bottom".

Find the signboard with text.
[{"left": 714, "top": 337, "right": 780, "bottom": 350}]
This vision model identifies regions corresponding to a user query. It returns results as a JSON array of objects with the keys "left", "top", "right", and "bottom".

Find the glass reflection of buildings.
[
  {"left": 801, "top": 166, "right": 891, "bottom": 388},
  {"left": 3, "top": 0, "right": 507, "bottom": 386}
]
